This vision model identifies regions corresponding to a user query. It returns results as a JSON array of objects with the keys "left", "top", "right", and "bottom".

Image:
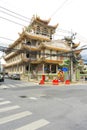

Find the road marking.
[
  {"left": 15, "top": 119, "right": 50, "bottom": 130},
  {"left": 0, "top": 85, "right": 9, "bottom": 89},
  {"left": 7, "top": 84, "right": 15, "bottom": 88},
  {"left": 0, "top": 101, "right": 11, "bottom": 105},
  {"left": 15, "top": 84, "right": 24, "bottom": 87},
  {"left": 29, "top": 97, "right": 37, "bottom": 100},
  {"left": 2, "top": 84, "right": 16, "bottom": 88},
  {"left": 0, "top": 105, "right": 20, "bottom": 112},
  {"left": 0, "top": 111, "right": 32, "bottom": 125}
]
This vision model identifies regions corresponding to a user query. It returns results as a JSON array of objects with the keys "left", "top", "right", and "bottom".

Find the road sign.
[{"left": 62, "top": 67, "right": 68, "bottom": 72}]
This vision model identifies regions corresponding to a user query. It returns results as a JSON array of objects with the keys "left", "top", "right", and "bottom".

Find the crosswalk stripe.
[
  {"left": 0, "top": 111, "right": 32, "bottom": 125},
  {"left": 6, "top": 84, "right": 15, "bottom": 88},
  {"left": 14, "top": 84, "right": 23, "bottom": 87},
  {"left": 0, "top": 85, "right": 9, "bottom": 89},
  {"left": 3, "top": 84, "right": 18, "bottom": 88},
  {"left": 13, "top": 83, "right": 29, "bottom": 87},
  {"left": 15, "top": 119, "right": 50, "bottom": 130},
  {"left": 0, "top": 83, "right": 31, "bottom": 89},
  {"left": 3, "top": 84, "right": 28, "bottom": 88},
  {"left": 0, "top": 105, "right": 20, "bottom": 112},
  {"left": 0, "top": 101, "right": 11, "bottom": 105}
]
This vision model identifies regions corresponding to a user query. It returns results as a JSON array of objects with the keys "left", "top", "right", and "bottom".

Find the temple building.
[{"left": 4, "top": 15, "right": 81, "bottom": 81}]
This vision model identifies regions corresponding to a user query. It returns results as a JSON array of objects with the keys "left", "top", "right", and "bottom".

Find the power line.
[
  {"left": 0, "top": 5, "right": 86, "bottom": 44},
  {"left": 0, "top": 5, "right": 30, "bottom": 20},
  {"left": 0, "top": 45, "right": 87, "bottom": 55},
  {"left": 0, "top": 37, "right": 15, "bottom": 41},
  {"left": 0, "top": 9, "right": 29, "bottom": 23},
  {"left": 0, "top": 4, "right": 74, "bottom": 36},
  {"left": 56, "top": 28, "right": 71, "bottom": 34},
  {"left": 0, "top": 16, "right": 25, "bottom": 26},
  {"left": 50, "top": 0, "right": 70, "bottom": 18}
]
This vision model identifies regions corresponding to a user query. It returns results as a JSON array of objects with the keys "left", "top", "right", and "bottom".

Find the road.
[{"left": 0, "top": 79, "right": 87, "bottom": 130}]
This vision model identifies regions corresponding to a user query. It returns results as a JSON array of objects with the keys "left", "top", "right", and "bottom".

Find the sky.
[{"left": 0, "top": 0, "right": 87, "bottom": 56}]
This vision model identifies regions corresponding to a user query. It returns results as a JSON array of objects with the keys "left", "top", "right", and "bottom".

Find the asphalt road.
[{"left": 0, "top": 79, "right": 87, "bottom": 130}]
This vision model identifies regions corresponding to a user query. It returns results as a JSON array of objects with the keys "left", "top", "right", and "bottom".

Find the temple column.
[
  {"left": 50, "top": 64, "right": 51, "bottom": 73},
  {"left": 56, "top": 65, "right": 58, "bottom": 73},
  {"left": 23, "top": 64, "right": 25, "bottom": 73}
]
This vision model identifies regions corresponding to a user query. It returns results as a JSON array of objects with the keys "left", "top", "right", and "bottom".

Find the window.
[
  {"left": 42, "top": 27, "right": 48, "bottom": 36},
  {"left": 36, "top": 26, "right": 40, "bottom": 34},
  {"left": 26, "top": 53, "right": 30, "bottom": 58},
  {"left": 32, "top": 40, "right": 36, "bottom": 46},
  {"left": 26, "top": 41, "right": 31, "bottom": 45}
]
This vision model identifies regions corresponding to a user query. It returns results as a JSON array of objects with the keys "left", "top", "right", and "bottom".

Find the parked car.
[
  {"left": 8, "top": 74, "right": 13, "bottom": 79},
  {"left": 4, "top": 74, "right": 9, "bottom": 79},
  {"left": 12, "top": 74, "right": 20, "bottom": 80},
  {"left": 0, "top": 74, "right": 4, "bottom": 82}
]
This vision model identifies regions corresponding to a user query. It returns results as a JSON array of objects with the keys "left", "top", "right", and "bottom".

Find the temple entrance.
[
  {"left": 44, "top": 64, "right": 56, "bottom": 73},
  {"left": 51, "top": 65, "right": 56, "bottom": 73}
]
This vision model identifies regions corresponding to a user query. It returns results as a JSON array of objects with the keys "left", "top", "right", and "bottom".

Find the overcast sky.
[{"left": 0, "top": 0, "right": 87, "bottom": 54}]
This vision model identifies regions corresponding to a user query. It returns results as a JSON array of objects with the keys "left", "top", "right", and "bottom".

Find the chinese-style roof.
[
  {"left": 39, "top": 40, "right": 71, "bottom": 51},
  {"left": 74, "top": 49, "right": 82, "bottom": 54},
  {"left": 30, "top": 15, "right": 58, "bottom": 29},
  {"left": 22, "top": 44, "right": 39, "bottom": 51},
  {"left": 5, "top": 39, "right": 71, "bottom": 60},
  {"left": 24, "top": 32, "right": 50, "bottom": 41},
  {"left": 6, "top": 31, "right": 50, "bottom": 50},
  {"left": 72, "top": 42, "right": 80, "bottom": 49},
  {"left": 35, "top": 16, "right": 51, "bottom": 25}
]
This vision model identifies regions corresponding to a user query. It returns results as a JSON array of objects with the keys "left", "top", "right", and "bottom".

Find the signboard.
[{"left": 62, "top": 67, "right": 68, "bottom": 72}]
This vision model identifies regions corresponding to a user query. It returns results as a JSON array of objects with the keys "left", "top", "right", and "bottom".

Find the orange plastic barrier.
[
  {"left": 52, "top": 79, "right": 59, "bottom": 85},
  {"left": 39, "top": 79, "right": 44, "bottom": 85},
  {"left": 65, "top": 80, "right": 70, "bottom": 85}
]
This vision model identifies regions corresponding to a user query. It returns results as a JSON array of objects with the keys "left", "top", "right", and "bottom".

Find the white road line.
[
  {"left": 15, "top": 84, "right": 28, "bottom": 87},
  {"left": 29, "top": 97, "right": 37, "bottom": 100},
  {"left": 0, "top": 85, "right": 9, "bottom": 89},
  {"left": 0, "top": 101, "right": 11, "bottom": 105},
  {"left": 8, "top": 84, "right": 16, "bottom": 88},
  {"left": 15, "top": 84, "right": 23, "bottom": 87},
  {"left": 7, "top": 84, "right": 15, "bottom": 88},
  {"left": 0, "top": 105, "right": 20, "bottom": 112},
  {"left": 15, "top": 119, "right": 50, "bottom": 130},
  {"left": 0, "top": 111, "right": 32, "bottom": 125}
]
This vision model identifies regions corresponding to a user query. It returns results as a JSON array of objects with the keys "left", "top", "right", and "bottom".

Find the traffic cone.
[
  {"left": 65, "top": 80, "right": 70, "bottom": 85},
  {"left": 52, "top": 79, "right": 59, "bottom": 85},
  {"left": 39, "top": 79, "right": 44, "bottom": 85}
]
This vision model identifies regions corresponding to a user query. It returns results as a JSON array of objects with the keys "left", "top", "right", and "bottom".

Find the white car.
[{"left": 0, "top": 74, "right": 4, "bottom": 82}]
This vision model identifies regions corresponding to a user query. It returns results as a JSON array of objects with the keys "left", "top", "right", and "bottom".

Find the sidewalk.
[
  {"left": 23, "top": 78, "right": 87, "bottom": 86},
  {"left": 35, "top": 80, "right": 87, "bottom": 86}
]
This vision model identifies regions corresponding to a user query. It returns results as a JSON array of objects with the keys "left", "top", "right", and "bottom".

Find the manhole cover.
[{"left": 19, "top": 96, "right": 27, "bottom": 98}]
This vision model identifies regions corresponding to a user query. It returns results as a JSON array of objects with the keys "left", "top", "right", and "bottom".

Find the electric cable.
[
  {"left": 0, "top": 9, "right": 29, "bottom": 23},
  {"left": 0, "top": 5, "right": 30, "bottom": 20},
  {"left": 50, "top": 0, "right": 70, "bottom": 18},
  {"left": 0, "top": 45, "right": 87, "bottom": 56},
  {"left": 0, "top": 16, "right": 25, "bottom": 26},
  {"left": 0, "top": 37, "right": 15, "bottom": 41}
]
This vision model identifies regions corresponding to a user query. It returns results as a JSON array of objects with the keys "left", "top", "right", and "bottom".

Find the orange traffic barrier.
[
  {"left": 39, "top": 79, "right": 44, "bottom": 85},
  {"left": 52, "top": 79, "right": 59, "bottom": 85},
  {"left": 65, "top": 80, "right": 70, "bottom": 85}
]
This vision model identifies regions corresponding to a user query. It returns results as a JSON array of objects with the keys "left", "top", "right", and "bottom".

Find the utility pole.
[
  {"left": 64, "top": 32, "right": 77, "bottom": 82},
  {"left": 70, "top": 32, "right": 77, "bottom": 82}
]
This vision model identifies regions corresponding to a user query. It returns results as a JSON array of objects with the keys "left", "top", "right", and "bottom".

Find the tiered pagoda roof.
[{"left": 30, "top": 15, "right": 58, "bottom": 29}]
